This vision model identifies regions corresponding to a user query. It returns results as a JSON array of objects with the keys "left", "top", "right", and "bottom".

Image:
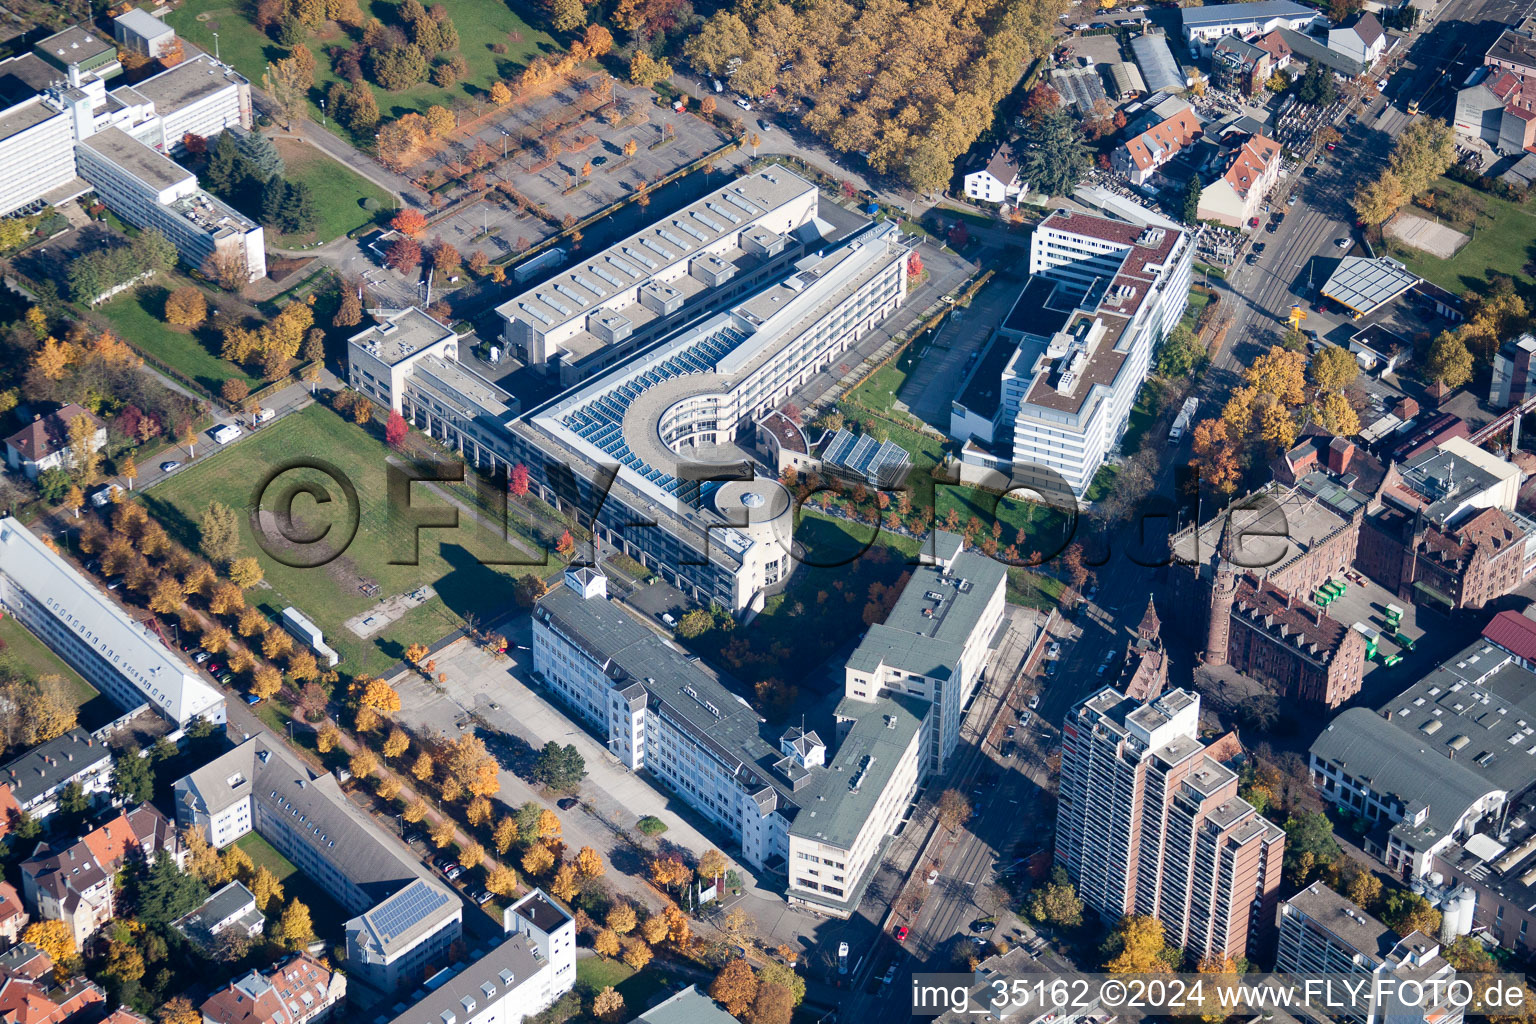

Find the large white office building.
[
  {"left": 952, "top": 210, "right": 1191, "bottom": 498},
  {"left": 0, "top": 25, "right": 260, "bottom": 279},
  {"left": 349, "top": 179, "right": 913, "bottom": 612},
  {"left": 843, "top": 532, "right": 1008, "bottom": 774},
  {"left": 0, "top": 517, "right": 225, "bottom": 728},
  {"left": 75, "top": 127, "right": 265, "bottom": 284},
  {"left": 494, "top": 171, "right": 822, "bottom": 385},
  {"left": 174, "top": 734, "right": 461, "bottom": 993},
  {"left": 532, "top": 567, "right": 930, "bottom": 916}
]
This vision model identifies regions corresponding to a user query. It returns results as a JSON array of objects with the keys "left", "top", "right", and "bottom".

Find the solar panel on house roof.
[{"left": 371, "top": 881, "right": 450, "bottom": 942}]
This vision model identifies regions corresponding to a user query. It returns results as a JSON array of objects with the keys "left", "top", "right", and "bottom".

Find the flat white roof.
[{"left": 0, "top": 517, "right": 224, "bottom": 725}]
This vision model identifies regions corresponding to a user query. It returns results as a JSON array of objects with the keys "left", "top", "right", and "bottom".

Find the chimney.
[{"left": 1395, "top": 397, "right": 1419, "bottom": 420}]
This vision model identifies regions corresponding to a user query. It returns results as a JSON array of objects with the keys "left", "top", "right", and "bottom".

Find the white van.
[
  {"left": 252, "top": 408, "right": 275, "bottom": 426},
  {"left": 213, "top": 424, "right": 243, "bottom": 445},
  {"left": 89, "top": 484, "right": 123, "bottom": 507}
]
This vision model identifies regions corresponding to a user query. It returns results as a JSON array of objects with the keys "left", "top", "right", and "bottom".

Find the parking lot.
[{"left": 413, "top": 78, "right": 729, "bottom": 270}]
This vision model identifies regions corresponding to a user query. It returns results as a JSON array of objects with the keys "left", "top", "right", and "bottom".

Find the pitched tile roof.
[
  {"left": 1222, "top": 133, "right": 1281, "bottom": 198},
  {"left": 2, "top": 406, "right": 100, "bottom": 463},
  {"left": 1121, "top": 107, "right": 1202, "bottom": 171},
  {"left": 1484, "top": 610, "right": 1536, "bottom": 664}
]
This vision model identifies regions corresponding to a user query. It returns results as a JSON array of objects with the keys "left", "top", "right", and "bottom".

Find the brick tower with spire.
[{"left": 1205, "top": 516, "right": 1238, "bottom": 666}]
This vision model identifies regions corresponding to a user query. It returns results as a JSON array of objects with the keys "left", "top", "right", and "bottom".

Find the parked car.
[
  {"left": 445, "top": 865, "right": 463, "bottom": 880},
  {"left": 159, "top": 460, "right": 181, "bottom": 472},
  {"left": 434, "top": 855, "right": 455, "bottom": 871},
  {"left": 557, "top": 797, "right": 579, "bottom": 810},
  {"left": 735, "top": 97, "right": 753, "bottom": 110},
  {"left": 218, "top": 673, "right": 234, "bottom": 685},
  {"left": 193, "top": 651, "right": 211, "bottom": 664},
  {"left": 893, "top": 925, "right": 909, "bottom": 941},
  {"left": 1046, "top": 641, "right": 1061, "bottom": 658},
  {"left": 403, "top": 830, "right": 424, "bottom": 845},
  {"left": 758, "top": 119, "right": 773, "bottom": 132},
  {"left": 106, "top": 577, "right": 123, "bottom": 590},
  {"left": 1245, "top": 253, "right": 1260, "bottom": 265},
  {"left": 245, "top": 693, "right": 262, "bottom": 705},
  {"left": 1029, "top": 694, "right": 1040, "bottom": 709},
  {"left": 661, "top": 612, "right": 677, "bottom": 627},
  {"left": 1325, "top": 141, "right": 1337, "bottom": 151},
  {"left": 1335, "top": 237, "right": 1351, "bottom": 249},
  {"left": 972, "top": 919, "right": 996, "bottom": 934},
  {"left": 926, "top": 867, "right": 939, "bottom": 885},
  {"left": 881, "top": 963, "right": 897, "bottom": 986},
  {"left": 1287, "top": 194, "right": 1298, "bottom": 206},
  {"left": 1303, "top": 165, "right": 1318, "bottom": 177},
  {"left": 90, "top": 484, "right": 122, "bottom": 507},
  {"left": 838, "top": 942, "right": 850, "bottom": 974},
  {"left": 474, "top": 889, "right": 493, "bottom": 905},
  {"left": 212, "top": 424, "right": 243, "bottom": 445},
  {"left": 1021, "top": 711, "right": 1033, "bottom": 726}
]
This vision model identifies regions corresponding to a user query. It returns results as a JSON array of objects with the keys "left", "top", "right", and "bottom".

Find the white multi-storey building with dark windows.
[
  {"left": 0, "top": 517, "right": 225, "bottom": 728},
  {"left": 532, "top": 568, "right": 930, "bottom": 916},
  {"left": 952, "top": 211, "right": 1191, "bottom": 497}
]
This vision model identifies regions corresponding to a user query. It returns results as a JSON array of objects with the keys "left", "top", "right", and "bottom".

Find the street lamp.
[
  {"left": 319, "top": 98, "right": 326, "bottom": 127},
  {"left": 500, "top": 128, "right": 510, "bottom": 159},
  {"left": 212, "top": 32, "right": 219, "bottom": 62}
]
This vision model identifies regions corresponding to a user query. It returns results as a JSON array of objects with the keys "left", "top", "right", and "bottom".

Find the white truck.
[{"left": 1168, "top": 396, "right": 1199, "bottom": 443}]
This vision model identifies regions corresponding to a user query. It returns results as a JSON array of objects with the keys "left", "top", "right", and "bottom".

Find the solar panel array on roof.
[
  {"left": 559, "top": 324, "right": 752, "bottom": 501},
  {"left": 370, "top": 881, "right": 450, "bottom": 943},
  {"left": 822, "top": 428, "right": 912, "bottom": 485}
]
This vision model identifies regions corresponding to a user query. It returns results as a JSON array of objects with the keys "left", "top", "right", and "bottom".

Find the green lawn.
[
  {"left": 233, "top": 833, "right": 351, "bottom": 941},
  {"left": 0, "top": 615, "right": 98, "bottom": 710},
  {"left": 98, "top": 284, "right": 262, "bottom": 394},
  {"left": 167, "top": 0, "right": 557, "bottom": 137},
  {"left": 273, "top": 138, "right": 390, "bottom": 246},
  {"left": 1006, "top": 568, "right": 1064, "bottom": 610},
  {"left": 141, "top": 403, "right": 540, "bottom": 676},
  {"left": 1389, "top": 177, "right": 1536, "bottom": 295},
  {"left": 847, "top": 361, "right": 911, "bottom": 418},
  {"left": 575, "top": 955, "right": 672, "bottom": 1013}
]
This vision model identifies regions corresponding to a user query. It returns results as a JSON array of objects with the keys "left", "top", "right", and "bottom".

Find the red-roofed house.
[
  {"left": 1484, "top": 609, "right": 1536, "bottom": 668},
  {"left": 1197, "top": 133, "right": 1283, "bottom": 227},
  {"left": 0, "top": 943, "right": 107, "bottom": 1024},
  {"left": 1112, "top": 107, "right": 1203, "bottom": 185},
  {"left": 2, "top": 407, "right": 105, "bottom": 481},
  {"left": 200, "top": 954, "right": 346, "bottom": 1024}
]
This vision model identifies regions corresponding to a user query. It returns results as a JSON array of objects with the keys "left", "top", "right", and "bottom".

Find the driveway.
[{"left": 387, "top": 619, "right": 780, "bottom": 911}]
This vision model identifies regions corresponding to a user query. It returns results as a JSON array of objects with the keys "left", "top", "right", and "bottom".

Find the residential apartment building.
[
  {"left": 495, "top": 170, "right": 822, "bottom": 384},
  {"left": 842, "top": 532, "right": 1007, "bottom": 773},
  {"left": 3, "top": 405, "right": 106, "bottom": 480},
  {"left": 1197, "top": 132, "right": 1282, "bottom": 227},
  {"left": 0, "top": 882, "right": 27, "bottom": 947},
  {"left": 0, "top": 942, "right": 110, "bottom": 1024},
  {"left": 173, "top": 733, "right": 461, "bottom": 993},
  {"left": 200, "top": 953, "right": 345, "bottom": 1024},
  {"left": 21, "top": 805, "right": 182, "bottom": 947},
  {"left": 1113, "top": 107, "right": 1202, "bottom": 185},
  {"left": 1211, "top": 36, "right": 1272, "bottom": 96},
  {"left": 1057, "top": 688, "right": 1284, "bottom": 962},
  {"left": 533, "top": 568, "right": 931, "bottom": 916},
  {"left": 1181, "top": 0, "right": 1321, "bottom": 55},
  {"left": 75, "top": 127, "right": 265, "bottom": 284},
  {"left": 0, "top": 729, "right": 112, "bottom": 825},
  {"left": 0, "top": 517, "right": 226, "bottom": 728},
  {"left": 985, "top": 211, "right": 1191, "bottom": 498},
  {"left": 1277, "top": 882, "right": 1463, "bottom": 1024},
  {"left": 379, "top": 894, "right": 574, "bottom": 1024}
]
